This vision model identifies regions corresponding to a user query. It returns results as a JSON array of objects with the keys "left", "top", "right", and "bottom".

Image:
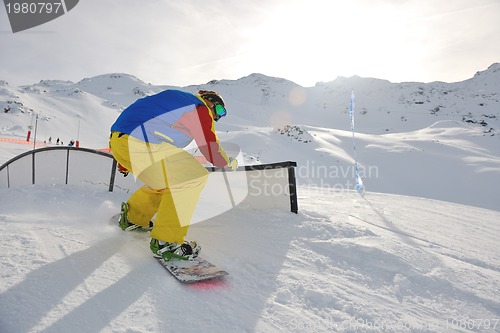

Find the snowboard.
[
  {"left": 111, "top": 213, "right": 228, "bottom": 283},
  {"left": 156, "top": 256, "right": 228, "bottom": 283}
]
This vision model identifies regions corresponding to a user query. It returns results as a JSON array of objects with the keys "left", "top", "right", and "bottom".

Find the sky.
[{"left": 1, "top": 0, "right": 499, "bottom": 87}]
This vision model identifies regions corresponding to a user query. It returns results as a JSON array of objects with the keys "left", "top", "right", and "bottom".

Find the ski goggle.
[{"left": 214, "top": 103, "right": 227, "bottom": 121}]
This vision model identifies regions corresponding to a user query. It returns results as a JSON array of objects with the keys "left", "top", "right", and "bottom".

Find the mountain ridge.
[{"left": 1, "top": 64, "right": 499, "bottom": 211}]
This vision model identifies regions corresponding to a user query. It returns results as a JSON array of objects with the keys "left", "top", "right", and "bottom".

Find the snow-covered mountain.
[
  {"left": 1, "top": 64, "right": 499, "bottom": 210},
  {"left": 1, "top": 65, "right": 500, "bottom": 332}
]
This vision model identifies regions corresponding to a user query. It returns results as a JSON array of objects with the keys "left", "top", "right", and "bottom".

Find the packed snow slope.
[
  {"left": 0, "top": 65, "right": 499, "bottom": 332},
  {"left": 0, "top": 185, "right": 499, "bottom": 333}
]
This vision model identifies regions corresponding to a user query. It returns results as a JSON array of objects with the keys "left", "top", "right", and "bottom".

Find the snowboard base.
[{"left": 156, "top": 256, "right": 228, "bottom": 283}]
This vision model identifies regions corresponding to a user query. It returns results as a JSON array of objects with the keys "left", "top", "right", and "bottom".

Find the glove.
[
  {"left": 118, "top": 163, "right": 129, "bottom": 177},
  {"left": 228, "top": 157, "right": 238, "bottom": 171}
]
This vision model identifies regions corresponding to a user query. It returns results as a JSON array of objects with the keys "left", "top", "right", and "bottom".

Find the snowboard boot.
[
  {"left": 118, "top": 202, "right": 153, "bottom": 232},
  {"left": 150, "top": 238, "right": 201, "bottom": 261}
]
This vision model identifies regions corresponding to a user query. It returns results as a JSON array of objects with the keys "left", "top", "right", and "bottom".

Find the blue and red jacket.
[{"left": 111, "top": 89, "right": 229, "bottom": 167}]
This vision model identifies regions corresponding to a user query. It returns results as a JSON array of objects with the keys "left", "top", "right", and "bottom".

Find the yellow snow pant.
[{"left": 109, "top": 132, "right": 209, "bottom": 243}]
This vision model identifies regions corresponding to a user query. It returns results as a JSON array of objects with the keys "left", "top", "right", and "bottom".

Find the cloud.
[{"left": 0, "top": 0, "right": 499, "bottom": 86}]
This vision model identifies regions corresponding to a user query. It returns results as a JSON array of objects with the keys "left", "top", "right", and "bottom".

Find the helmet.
[
  {"left": 198, "top": 90, "right": 227, "bottom": 120},
  {"left": 198, "top": 90, "right": 224, "bottom": 106}
]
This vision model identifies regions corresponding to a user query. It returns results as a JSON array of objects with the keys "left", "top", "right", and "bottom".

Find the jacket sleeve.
[{"left": 176, "top": 105, "right": 230, "bottom": 167}]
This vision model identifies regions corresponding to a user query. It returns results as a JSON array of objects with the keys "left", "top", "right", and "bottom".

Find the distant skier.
[{"left": 109, "top": 89, "right": 237, "bottom": 261}]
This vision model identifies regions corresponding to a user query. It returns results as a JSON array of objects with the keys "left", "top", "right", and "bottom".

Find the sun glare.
[{"left": 243, "top": 1, "right": 425, "bottom": 85}]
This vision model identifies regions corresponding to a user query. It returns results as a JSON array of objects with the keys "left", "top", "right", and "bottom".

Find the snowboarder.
[{"left": 109, "top": 89, "right": 237, "bottom": 261}]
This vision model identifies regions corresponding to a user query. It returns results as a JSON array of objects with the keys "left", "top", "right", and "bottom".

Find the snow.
[
  {"left": 1, "top": 186, "right": 499, "bottom": 332},
  {"left": 1, "top": 66, "right": 500, "bottom": 332}
]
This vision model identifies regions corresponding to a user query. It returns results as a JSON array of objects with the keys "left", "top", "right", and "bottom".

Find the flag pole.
[
  {"left": 32, "top": 114, "right": 39, "bottom": 150},
  {"left": 349, "top": 91, "right": 365, "bottom": 195}
]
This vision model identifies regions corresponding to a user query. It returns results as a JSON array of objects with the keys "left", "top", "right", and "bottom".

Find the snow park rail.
[{"left": 0, "top": 146, "right": 298, "bottom": 214}]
